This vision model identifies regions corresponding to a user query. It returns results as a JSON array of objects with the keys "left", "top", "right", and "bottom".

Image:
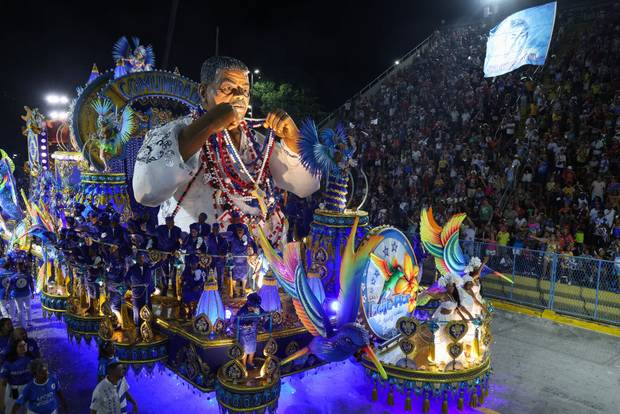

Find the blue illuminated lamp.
[
  {"left": 258, "top": 271, "right": 282, "bottom": 312},
  {"left": 195, "top": 269, "right": 225, "bottom": 325}
]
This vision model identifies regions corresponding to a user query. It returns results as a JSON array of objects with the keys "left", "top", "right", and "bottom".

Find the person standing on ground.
[
  {"left": 0, "top": 264, "right": 12, "bottom": 319},
  {"left": 11, "top": 358, "right": 68, "bottom": 414},
  {"left": 0, "top": 339, "right": 34, "bottom": 414},
  {"left": 9, "top": 263, "right": 33, "bottom": 328},
  {"left": 90, "top": 360, "right": 138, "bottom": 414}
]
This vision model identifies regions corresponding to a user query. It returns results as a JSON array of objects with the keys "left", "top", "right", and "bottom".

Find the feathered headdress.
[
  {"left": 90, "top": 98, "right": 136, "bottom": 153},
  {"left": 112, "top": 36, "right": 155, "bottom": 68}
]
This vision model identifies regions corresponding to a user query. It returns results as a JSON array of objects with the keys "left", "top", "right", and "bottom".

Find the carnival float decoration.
[
  {"left": 9, "top": 33, "right": 504, "bottom": 412},
  {"left": 25, "top": 36, "right": 317, "bottom": 383},
  {"left": 257, "top": 216, "right": 387, "bottom": 379},
  {"left": 81, "top": 98, "right": 136, "bottom": 172},
  {"left": 112, "top": 36, "right": 155, "bottom": 78},
  {"left": 355, "top": 208, "right": 510, "bottom": 413}
]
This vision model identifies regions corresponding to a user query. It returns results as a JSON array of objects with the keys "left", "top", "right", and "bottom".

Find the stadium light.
[
  {"left": 45, "top": 94, "right": 69, "bottom": 105},
  {"left": 394, "top": 60, "right": 400, "bottom": 65}
]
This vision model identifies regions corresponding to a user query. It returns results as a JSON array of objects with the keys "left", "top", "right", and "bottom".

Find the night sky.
[{"left": 0, "top": 0, "right": 553, "bottom": 161}]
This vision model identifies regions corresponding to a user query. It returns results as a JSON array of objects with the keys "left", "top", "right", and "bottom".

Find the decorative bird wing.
[
  {"left": 90, "top": 98, "right": 136, "bottom": 154},
  {"left": 298, "top": 119, "right": 338, "bottom": 177},
  {"left": 420, "top": 208, "right": 512, "bottom": 283},
  {"left": 16, "top": 190, "right": 58, "bottom": 245},
  {"left": 415, "top": 284, "right": 446, "bottom": 306},
  {"left": 403, "top": 253, "right": 417, "bottom": 282},
  {"left": 420, "top": 208, "right": 467, "bottom": 276},
  {"left": 256, "top": 228, "right": 298, "bottom": 291},
  {"left": 143, "top": 45, "right": 156, "bottom": 67},
  {"left": 112, "top": 36, "right": 131, "bottom": 61},
  {"left": 338, "top": 216, "right": 384, "bottom": 328},
  {"left": 116, "top": 105, "right": 136, "bottom": 148},
  {"left": 293, "top": 264, "right": 333, "bottom": 337},
  {"left": 369, "top": 253, "right": 391, "bottom": 280},
  {"left": 256, "top": 227, "right": 331, "bottom": 336},
  {"left": 440, "top": 212, "right": 468, "bottom": 274},
  {"left": 420, "top": 208, "right": 448, "bottom": 273}
]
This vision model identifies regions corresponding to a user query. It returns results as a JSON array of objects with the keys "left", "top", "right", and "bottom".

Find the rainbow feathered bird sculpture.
[
  {"left": 417, "top": 208, "right": 512, "bottom": 303},
  {"left": 257, "top": 216, "right": 387, "bottom": 379}
]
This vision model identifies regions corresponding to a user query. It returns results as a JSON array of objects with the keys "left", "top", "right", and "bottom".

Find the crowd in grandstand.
[{"left": 326, "top": 4, "right": 620, "bottom": 273}]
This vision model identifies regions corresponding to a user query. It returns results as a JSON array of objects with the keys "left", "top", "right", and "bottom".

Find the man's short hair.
[
  {"left": 29, "top": 358, "right": 47, "bottom": 375},
  {"left": 200, "top": 56, "right": 248, "bottom": 85}
]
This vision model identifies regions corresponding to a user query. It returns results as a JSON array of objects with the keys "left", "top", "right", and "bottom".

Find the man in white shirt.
[
  {"left": 90, "top": 360, "right": 137, "bottom": 414},
  {"left": 132, "top": 56, "right": 319, "bottom": 243}
]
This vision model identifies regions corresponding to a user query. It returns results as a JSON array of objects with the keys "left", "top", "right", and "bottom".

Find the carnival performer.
[
  {"left": 103, "top": 246, "right": 128, "bottom": 327},
  {"left": 0, "top": 319, "right": 13, "bottom": 366},
  {"left": 0, "top": 262, "right": 12, "bottom": 319},
  {"left": 80, "top": 235, "right": 103, "bottom": 316},
  {"left": 97, "top": 341, "right": 116, "bottom": 383},
  {"left": 226, "top": 211, "right": 250, "bottom": 236},
  {"left": 6, "top": 246, "right": 28, "bottom": 273},
  {"left": 236, "top": 293, "right": 266, "bottom": 370},
  {"left": 153, "top": 216, "right": 182, "bottom": 297},
  {"left": 102, "top": 213, "right": 126, "bottom": 246},
  {"left": 429, "top": 273, "right": 476, "bottom": 370},
  {"left": 225, "top": 226, "right": 257, "bottom": 297},
  {"left": 0, "top": 339, "right": 34, "bottom": 414},
  {"left": 462, "top": 257, "right": 489, "bottom": 317},
  {"left": 85, "top": 211, "right": 103, "bottom": 238},
  {"left": 12, "top": 358, "right": 68, "bottom": 414},
  {"left": 434, "top": 273, "right": 475, "bottom": 321},
  {"left": 9, "top": 263, "right": 33, "bottom": 328},
  {"left": 194, "top": 212, "right": 211, "bottom": 238},
  {"left": 132, "top": 56, "right": 320, "bottom": 244},
  {"left": 180, "top": 255, "right": 205, "bottom": 319},
  {"left": 56, "top": 228, "right": 78, "bottom": 293},
  {"left": 9, "top": 329, "right": 40, "bottom": 360},
  {"left": 207, "top": 224, "right": 227, "bottom": 289},
  {"left": 182, "top": 224, "right": 205, "bottom": 255},
  {"left": 126, "top": 252, "right": 153, "bottom": 330}
]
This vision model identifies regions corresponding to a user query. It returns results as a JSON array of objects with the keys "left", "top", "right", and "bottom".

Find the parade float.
[
  {"left": 4, "top": 35, "right": 507, "bottom": 413},
  {"left": 8, "top": 37, "right": 322, "bottom": 393},
  {"left": 253, "top": 120, "right": 508, "bottom": 413}
]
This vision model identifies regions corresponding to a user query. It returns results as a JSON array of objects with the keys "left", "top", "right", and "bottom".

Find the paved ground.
[{"left": 28, "top": 301, "right": 620, "bottom": 413}]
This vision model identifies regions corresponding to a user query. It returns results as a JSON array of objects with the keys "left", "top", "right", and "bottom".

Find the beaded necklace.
[{"left": 171, "top": 110, "right": 284, "bottom": 244}]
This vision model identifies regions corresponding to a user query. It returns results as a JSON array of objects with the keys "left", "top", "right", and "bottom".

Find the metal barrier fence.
[{"left": 462, "top": 241, "right": 620, "bottom": 326}]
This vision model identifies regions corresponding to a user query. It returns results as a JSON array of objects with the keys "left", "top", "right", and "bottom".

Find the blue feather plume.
[
  {"left": 112, "top": 36, "right": 130, "bottom": 61},
  {"left": 298, "top": 119, "right": 338, "bottom": 177}
]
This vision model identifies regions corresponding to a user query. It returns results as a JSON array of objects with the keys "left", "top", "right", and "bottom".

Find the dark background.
[{"left": 0, "top": 0, "right": 559, "bottom": 162}]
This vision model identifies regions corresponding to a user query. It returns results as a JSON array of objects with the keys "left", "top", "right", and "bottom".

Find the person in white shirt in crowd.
[{"left": 591, "top": 176, "right": 606, "bottom": 201}]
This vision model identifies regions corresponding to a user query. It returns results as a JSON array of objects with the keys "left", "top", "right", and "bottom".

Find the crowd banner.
[{"left": 484, "top": 1, "right": 557, "bottom": 77}]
